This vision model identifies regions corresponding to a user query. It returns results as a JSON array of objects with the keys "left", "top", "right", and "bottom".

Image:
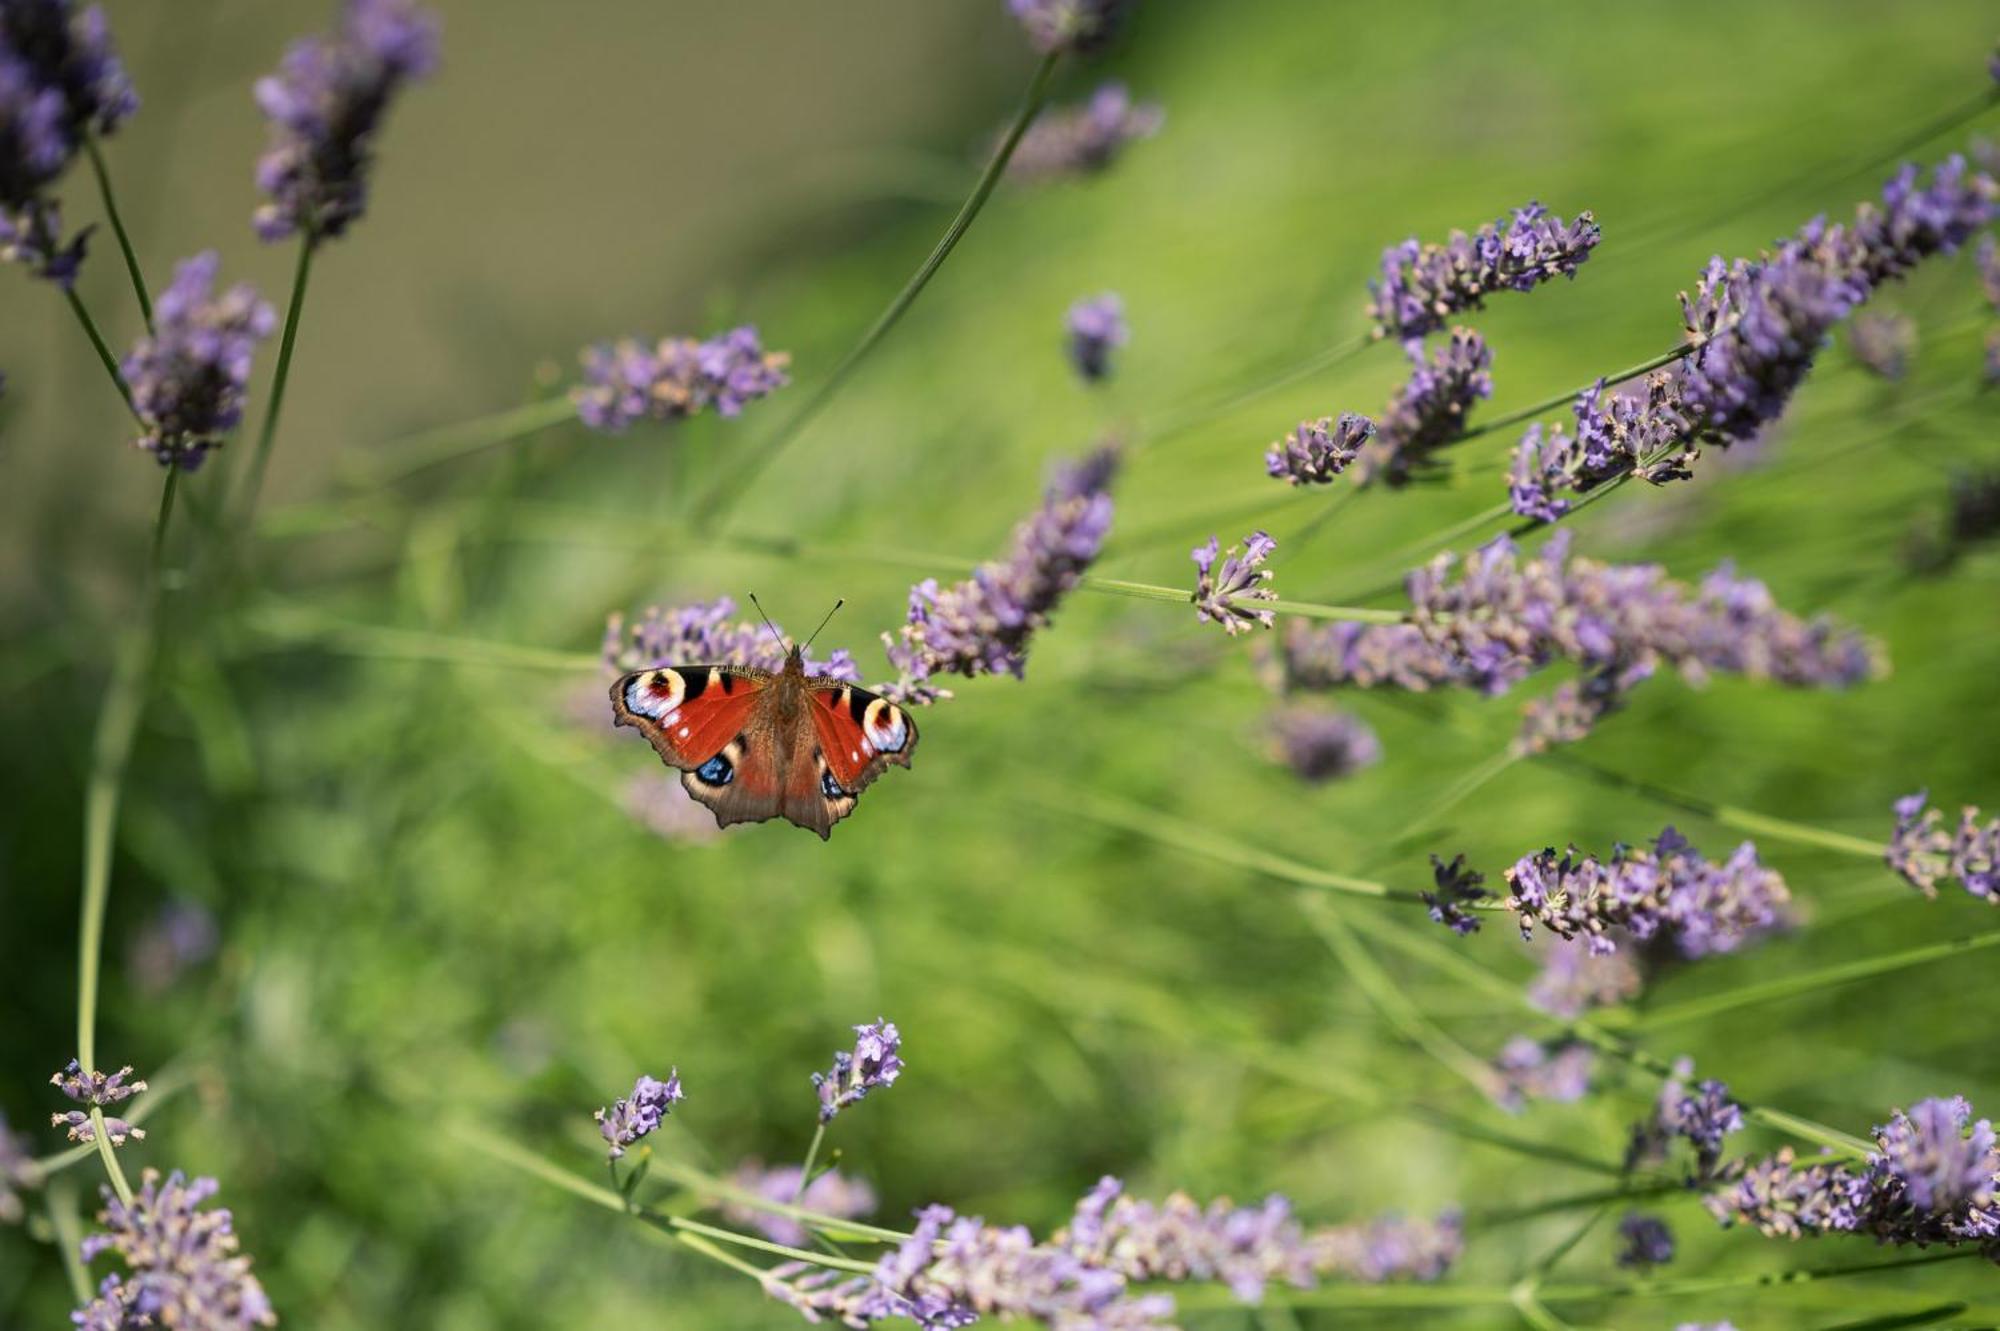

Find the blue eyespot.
[
  {"left": 695, "top": 754, "right": 734, "bottom": 786},
  {"left": 821, "top": 769, "right": 849, "bottom": 800}
]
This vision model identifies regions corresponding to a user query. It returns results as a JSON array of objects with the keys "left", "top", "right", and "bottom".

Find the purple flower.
[
  {"left": 1507, "top": 372, "right": 1696, "bottom": 522},
  {"left": 52, "top": 1059, "right": 146, "bottom": 1105},
  {"left": 1615, "top": 1213, "right": 1675, "bottom": 1268},
  {"left": 813, "top": 1020, "right": 903, "bottom": 1123},
  {"left": 75, "top": 1170, "right": 275, "bottom": 1330},
  {"left": 882, "top": 446, "right": 1117, "bottom": 702},
  {"left": 1421, "top": 853, "right": 1489, "bottom": 936},
  {"left": 1006, "top": 0, "right": 1131, "bottom": 54},
  {"left": 1303, "top": 1209, "right": 1464, "bottom": 1284},
  {"left": 1885, "top": 790, "right": 1998, "bottom": 903},
  {"left": 1065, "top": 292, "right": 1127, "bottom": 382},
  {"left": 1267, "top": 706, "right": 1380, "bottom": 783},
  {"left": 1848, "top": 311, "right": 1917, "bottom": 380},
  {"left": 593, "top": 1071, "right": 683, "bottom": 1160},
  {"left": 1525, "top": 936, "right": 1642, "bottom": 1019},
  {"left": 252, "top": 0, "right": 439, "bottom": 243},
  {"left": 1505, "top": 827, "right": 1790, "bottom": 959},
  {"left": 1366, "top": 201, "right": 1601, "bottom": 342},
  {"left": 1008, "top": 82, "right": 1162, "bottom": 182},
  {"left": 722, "top": 1160, "right": 877, "bottom": 1247},
  {"left": 1877, "top": 1096, "right": 1998, "bottom": 1214},
  {"left": 128, "top": 899, "right": 220, "bottom": 996},
  {"left": 122, "top": 252, "right": 277, "bottom": 469},
  {"left": 1627, "top": 1058, "right": 1743, "bottom": 1181},
  {"left": 1265, "top": 412, "right": 1374, "bottom": 486},
  {"left": 1353, "top": 328, "right": 1494, "bottom": 487},
  {"left": 1191, "top": 530, "right": 1278, "bottom": 636},
  {"left": 602, "top": 596, "right": 858, "bottom": 681},
  {"left": 572, "top": 325, "right": 790, "bottom": 433},
  {"left": 1492, "top": 1036, "right": 1594, "bottom": 1113}
]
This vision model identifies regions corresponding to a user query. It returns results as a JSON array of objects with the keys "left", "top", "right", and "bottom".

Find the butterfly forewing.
[{"left": 807, "top": 679, "right": 919, "bottom": 795}]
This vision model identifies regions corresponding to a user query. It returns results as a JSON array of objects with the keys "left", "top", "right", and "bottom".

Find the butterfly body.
[{"left": 610, "top": 645, "right": 917, "bottom": 839}]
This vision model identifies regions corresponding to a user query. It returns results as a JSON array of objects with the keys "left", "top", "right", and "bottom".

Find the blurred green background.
[{"left": 5, "top": 1, "right": 2000, "bottom": 1326}]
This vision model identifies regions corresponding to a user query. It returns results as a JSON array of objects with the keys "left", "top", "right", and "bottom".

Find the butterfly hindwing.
[{"left": 680, "top": 726, "right": 790, "bottom": 830}]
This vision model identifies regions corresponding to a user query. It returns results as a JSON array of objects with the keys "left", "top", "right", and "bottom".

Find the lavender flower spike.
[
  {"left": 603, "top": 596, "right": 858, "bottom": 682},
  {"left": 1627, "top": 1057, "right": 1744, "bottom": 1181},
  {"left": 1421, "top": 853, "right": 1489, "bottom": 936},
  {"left": 593, "top": 1070, "right": 683, "bottom": 1160},
  {"left": 1265, "top": 412, "right": 1373, "bottom": 486},
  {"left": 1007, "top": 0, "right": 1131, "bottom": 55},
  {"left": 1885, "top": 790, "right": 1998, "bottom": 903},
  {"left": 723, "top": 1160, "right": 877, "bottom": 1248},
  {"left": 1354, "top": 327, "right": 1494, "bottom": 487},
  {"left": 1492, "top": 1036, "right": 1594, "bottom": 1112},
  {"left": 52, "top": 1059, "right": 147, "bottom": 1105},
  {"left": 1008, "top": 81, "right": 1162, "bottom": 182},
  {"left": 75, "top": 1169, "right": 275, "bottom": 1329},
  {"left": 1367, "top": 202, "right": 1601, "bottom": 342},
  {"left": 122, "top": 252, "right": 277, "bottom": 470},
  {"left": 573, "top": 325, "right": 790, "bottom": 433},
  {"left": 1192, "top": 530, "right": 1278, "bottom": 635},
  {"left": 1065, "top": 292, "right": 1127, "bottom": 382},
  {"left": 252, "top": 0, "right": 440, "bottom": 243},
  {"left": 1268, "top": 706, "right": 1380, "bottom": 784},
  {"left": 813, "top": 1019, "right": 903, "bottom": 1122},
  {"left": 1615, "top": 1213, "right": 1675, "bottom": 1268}
]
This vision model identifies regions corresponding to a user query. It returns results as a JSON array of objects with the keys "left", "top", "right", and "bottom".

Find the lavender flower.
[
  {"left": 593, "top": 1071, "right": 683, "bottom": 1160},
  {"left": 1707, "top": 1095, "right": 1999, "bottom": 1255},
  {"left": 1008, "top": 82, "right": 1162, "bottom": 182},
  {"left": 122, "top": 252, "right": 277, "bottom": 470},
  {"left": 1627, "top": 1058, "right": 1743, "bottom": 1181},
  {"left": 1849, "top": 311, "right": 1916, "bottom": 379},
  {"left": 1277, "top": 619, "right": 1463, "bottom": 694},
  {"left": 252, "top": 0, "right": 439, "bottom": 243},
  {"left": 1066, "top": 292, "right": 1127, "bottom": 382},
  {"left": 1191, "top": 530, "right": 1278, "bottom": 635},
  {"left": 882, "top": 446, "right": 1117, "bottom": 702},
  {"left": 572, "top": 325, "right": 790, "bottom": 434},
  {"left": 75, "top": 1170, "right": 275, "bottom": 1329},
  {"left": 1616, "top": 1213, "right": 1675, "bottom": 1268},
  {"left": 52, "top": 1059, "right": 147, "bottom": 1106},
  {"left": 620, "top": 773, "right": 721, "bottom": 845},
  {"left": 0, "top": 192, "right": 85, "bottom": 285},
  {"left": 1265, "top": 412, "right": 1374, "bottom": 486},
  {"left": 722, "top": 1160, "right": 877, "bottom": 1247},
  {"left": 1421, "top": 853, "right": 1489, "bottom": 936},
  {"left": 1508, "top": 372, "right": 1696, "bottom": 522},
  {"left": 0, "top": 2, "right": 136, "bottom": 137},
  {"left": 129, "top": 898, "right": 220, "bottom": 996},
  {"left": 1506, "top": 827, "right": 1790, "bottom": 958},
  {"left": 1366, "top": 202, "right": 1601, "bottom": 342},
  {"left": 1267, "top": 706, "right": 1380, "bottom": 783},
  {"left": 1352, "top": 328, "right": 1494, "bottom": 487},
  {"left": 0, "top": 1112, "right": 35, "bottom": 1225},
  {"left": 1885, "top": 790, "right": 1998, "bottom": 902},
  {"left": 1006, "top": 0, "right": 1131, "bottom": 54},
  {"left": 602, "top": 596, "right": 858, "bottom": 681},
  {"left": 1492, "top": 1037, "right": 1595, "bottom": 1112},
  {"left": 1302, "top": 1210, "right": 1464, "bottom": 1284},
  {"left": 813, "top": 1019, "right": 903, "bottom": 1123},
  {"left": 1525, "top": 936, "right": 1642, "bottom": 1018}
]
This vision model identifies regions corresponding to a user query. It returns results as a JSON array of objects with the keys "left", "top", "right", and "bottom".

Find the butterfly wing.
[
  {"left": 610, "top": 665, "right": 785, "bottom": 829},
  {"left": 807, "top": 680, "right": 920, "bottom": 796}
]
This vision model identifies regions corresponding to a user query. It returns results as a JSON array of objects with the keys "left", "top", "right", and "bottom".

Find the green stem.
[
  {"left": 64, "top": 286, "right": 136, "bottom": 415},
  {"left": 691, "top": 50, "right": 1062, "bottom": 530},
  {"left": 47, "top": 1177, "right": 93, "bottom": 1303},
  {"left": 792, "top": 1122, "right": 827, "bottom": 1207},
  {"left": 87, "top": 1109, "right": 135, "bottom": 1206},
  {"left": 1448, "top": 342, "right": 1692, "bottom": 448},
  {"left": 650, "top": 1159, "right": 912, "bottom": 1245},
  {"left": 84, "top": 137, "right": 153, "bottom": 332},
  {"left": 232, "top": 237, "right": 315, "bottom": 529},
  {"left": 33, "top": 1061, "right": 190, "bottom": 1177},
  {"left": 358, "top": 395, "right": 579, "bottom": 484},
  {"left": 1082, "top": 575, "right": 1408, "bottom": 624}
]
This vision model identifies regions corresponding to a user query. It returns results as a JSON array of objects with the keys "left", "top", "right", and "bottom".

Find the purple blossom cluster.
[
  {"left": 0, "top": 0, "right": 135, "bottom": 286},
  {"left": 1885, "top": 790, "right": 1997, "bottom": 903},
  {"left": 1848, "top": 311, "right": 1916, "bottom": 380},
  {"left": 1420, "top": 853, "right": 1489, "bottom": 936},
  {"left": 1706, "top": 1096, "right": 1999, "bottom": 1257},
  {"left": 572, "top": 325, "right": 791, "bottom": 434},
  {"left": 1525, "top": 936, "right": 1642, "bottom": 1019},
  {"left": 122, "top": 252, "right": 277, "bottom": 469},
  {"left": 593, "top": 1071, "right": 683, "bottom": 1160},
  {"left": 813, "top": 1019, "right": 904, "bottom": 1123},
  {"left": 74, "top": 1170, "right": 275, "bottom": 1330},
  {"left": 1267, "top": 706, "right": 1380, "bottom": 783},
  {"left": 1491, "top": 1036, "right": 1595, "bottom": 1113},
  {"left": 1508, "top": 372, "right": 1695, "bottom": 523},
  {"left": 1008, "top": 82, "right": 1163, "bottom": 182},
  {"left": 601, "top": 596, "right": 859, "bottom": 682},
  {"left": 1278, "top": 531, "right": 1878, "bottom": 750},
  {"left": 1191, "top": 530, "right": 1278, "bottom": 635},
  {"left": 1366, "top": 202, "right": 1601, "bottom": 342},
  {"left": 1264, "top": 412, "right": 1373, "bottom": 486},
  {"left": 1066, "top": 292, "right": 1128, "bottom": 382},
  {"left": 50, "top": 1059, "right": 146, "bottom": 1146},
  {"left": 723, "top": 1161, "right": 878, "bottom": 1247},
  {"left": 251, "top": 0, "right": 440, "bottom": 243},
  {"left": 1504, "top": 827, "right": 1791, "bottom": 958},
  {"left": 1352, "top": 328, "right": 1495, "bottom": 487},
  {"left": 1627, "top": 1058, "right": 1744, "bottom": 1181},
  {"left": 1616, "top": 1213, "right": 1675, "bottom": 1268},
  {"left": 882, "top": 446, "right": 1117, "bottom": 703},
  {"left": 1006, "top": 0, "right": 1132, "bottom": 55}
]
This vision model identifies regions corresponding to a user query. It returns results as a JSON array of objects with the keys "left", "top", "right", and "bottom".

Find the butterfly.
[{"left": 609, "top": 602, "right": 918, "bottom": 839}]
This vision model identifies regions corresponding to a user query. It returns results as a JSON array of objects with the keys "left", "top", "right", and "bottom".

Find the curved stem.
[
  {"left": 232, "top": 237, "right": 316, "bottom": 529},
  {"left": 691, "top": 51, "right": 1062, "bottom": 531},
  {"left": 1081, "top": 575, "right": 1406, "bottom": 624},
  {"left": 63, "top": 287, "right": 136, "bottom": 415},
  {"left": 791, "top": 1122, "right": 827, "bottom": 1207},
  {"left": 84, "top": 137, "right": 153, "bottom": 332},
  {"left": 87, "top": 1110, "right": 135, "bottom": 1206}
]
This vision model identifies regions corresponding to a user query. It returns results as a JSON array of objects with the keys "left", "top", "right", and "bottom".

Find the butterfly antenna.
[
  {"left": 747, "top": 593, "right": 788, "bottom": 651},
  {"left": 803, "top": 599, "right": 845, "bottom": 651}
]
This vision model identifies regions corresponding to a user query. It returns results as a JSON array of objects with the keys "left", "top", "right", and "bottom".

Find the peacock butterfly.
[{"left": 608, "top": 601, "right": 918, "bottom": 839}]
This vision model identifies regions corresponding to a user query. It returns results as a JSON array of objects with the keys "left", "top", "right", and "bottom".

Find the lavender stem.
[
  {"left": 231, "top": 236, "right": 316, "bottom": 530},
  {"left": 62, "top": 286, "right": 136, "bottom": 414},
  {"left": 83, "top": 136, "right": 152, "bottom": 332}
]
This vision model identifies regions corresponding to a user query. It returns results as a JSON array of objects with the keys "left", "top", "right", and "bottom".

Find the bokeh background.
[{"left": 5, "top": 1, "right": 2000, "bottom": 1326}]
